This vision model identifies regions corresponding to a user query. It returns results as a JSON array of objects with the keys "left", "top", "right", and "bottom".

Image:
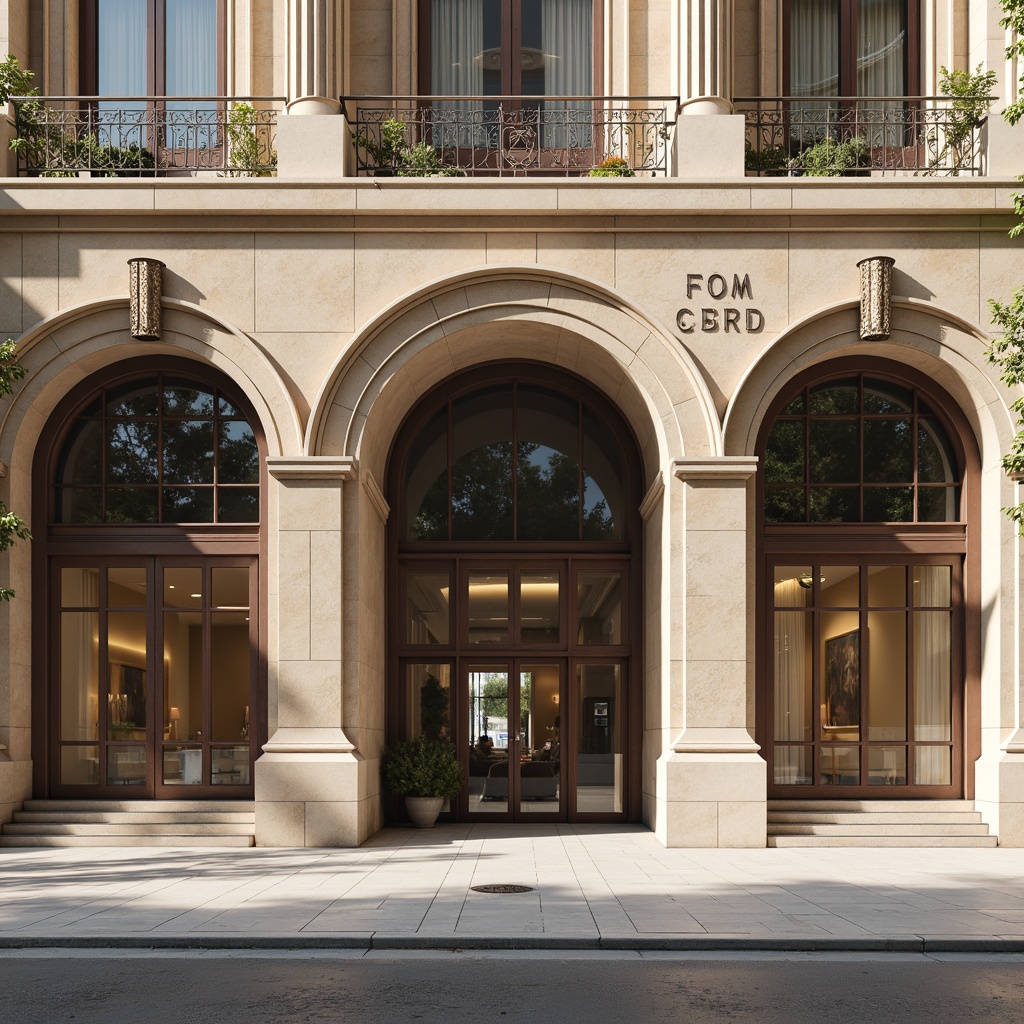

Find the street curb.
[{"left": 1, "top": 935, "right": 1024, "bottom": 953}]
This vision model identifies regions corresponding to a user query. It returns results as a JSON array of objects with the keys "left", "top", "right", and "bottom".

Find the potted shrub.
[
  {"left": 380, "top": 736, "right": 463, "bottom": 827},
  {"left": 588, "top": 155, "right": 634, "bottom": 177}
]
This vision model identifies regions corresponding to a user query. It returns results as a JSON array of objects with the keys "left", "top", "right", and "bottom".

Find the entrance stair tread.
[
  {"left": 3, "top": 823, "right": 257, "bottom": 836},
  {"left": 769, "top": 835, "right": 998, "bottom": 848},
  {"left": 13, "top": 811, "right": 256, "bottom": 824},
  {"left": 768, "top": 812, "right": 983, "bottom": 824},
  {"left": 3, "top": 800, "right": 256, "bottom": 847},
  {"left": 767, "top": 799, "right": 995, "bottom": 847},
  {"left": 769, "top": 823, "right": 992, "bottom": 836},
  {"left": 0, "top": 835, "right": 255, "bottom": 848}
]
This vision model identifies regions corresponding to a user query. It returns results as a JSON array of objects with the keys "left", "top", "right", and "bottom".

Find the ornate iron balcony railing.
[
  {"left": 9, "top": 97, "right": 283, "bottom": 177},
  {"left": 341, "top": 96, "right": 680, "bottom": 177},
  {"left": 736, "top": 96, "right": 993, "bottom": 177}
]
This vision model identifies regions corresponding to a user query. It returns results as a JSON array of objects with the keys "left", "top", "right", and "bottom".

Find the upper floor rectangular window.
[
  {"left": 418, "top": 0, "right": 599, "bottom": 97},
  {"left": 81, "top": 0, "right": 224, "bottom": 97},
  {"left": 786, "top": 0, "right": 918, "bottom": 98}
]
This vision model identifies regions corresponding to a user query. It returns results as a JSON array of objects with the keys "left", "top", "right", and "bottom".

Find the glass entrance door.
[
  {"left": 52, "top": 556, "right": 257, "bottom": 798},
  {"left": 466, "top": 660, "right": 563, "bottom": 820}
]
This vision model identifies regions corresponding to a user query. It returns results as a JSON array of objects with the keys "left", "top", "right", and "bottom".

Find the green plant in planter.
[
  {"left": 926, "top": 64, "right": 997, "bottom": 174},
  {"left": 791, "top": 135, "right": 870, "bottom": 177},
  {"left": 352, "top": 117, "right": 464, "bottom": 177},
  {"left": 419, "top": 673, "right": 449, "bottom": 741},
  {"left": 225, "top": 101, "right": 277, "bottom": 177},
  {"left": 744, "top": 141, "right": 788, "bottom": 175},
  {"left": 588, "top": 155, "right": 634, "bottom": 177},
  {"left": 381, "top": 737, "right": 463, "bottom": 800}
]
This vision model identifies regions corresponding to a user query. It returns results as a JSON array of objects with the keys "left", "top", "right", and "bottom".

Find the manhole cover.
[{"left": 471, "top": 884, "right": 534, "bottom": 894}]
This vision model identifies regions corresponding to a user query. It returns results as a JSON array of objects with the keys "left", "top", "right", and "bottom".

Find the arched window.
[
  {"left": 388, "top": 364, "right": 639, "bottom": 824},
  {"left": 758, "top": 365, "right": 975, "bottom": 798},
  {"left": 40, "top": 363, "right": 263, "bottom": 800},
  {"left": 762, "top": 374, "right": 961, "bottom": 525},
  {"left": 54, "top": 373, "right": 259, "bottom": 525},
  {"left": 402, "top": 380, "right": 626, "bottom": 543}
]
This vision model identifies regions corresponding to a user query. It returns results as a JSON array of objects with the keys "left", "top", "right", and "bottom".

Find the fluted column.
[
  {"left": 675, "top": 0, "right": 733, "bottom": 105},
  {"left": 286, "top": 0, "right": 342, "bottom": 114}
]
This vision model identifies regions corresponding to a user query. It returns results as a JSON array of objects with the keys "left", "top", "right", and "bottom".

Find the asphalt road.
[{"left": 2, "top": 951, "right": 1024, "bottom": 1024}]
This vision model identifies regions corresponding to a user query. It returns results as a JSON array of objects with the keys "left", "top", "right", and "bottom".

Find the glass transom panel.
[
  {"left": 764, "top": 376, "right": 961, "bottom": 524},
  {"left": 55, "top": 373, "right": 259, "bottom": 525}
]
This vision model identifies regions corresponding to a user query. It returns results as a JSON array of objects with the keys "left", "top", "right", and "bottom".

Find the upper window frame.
[
  {"left": 782, "top": 0, "right": 920, "bottom": 98},
  {"left": 417, "top": 0, "right": 604, "bottom": 96},
  {"left": 79, "top": 0, "right": 227, "bottom": 98}
]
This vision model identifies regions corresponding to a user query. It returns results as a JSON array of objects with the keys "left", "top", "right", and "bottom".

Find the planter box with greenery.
[{"left": 380, "top": 736, "right": 464, "bottom": 827}]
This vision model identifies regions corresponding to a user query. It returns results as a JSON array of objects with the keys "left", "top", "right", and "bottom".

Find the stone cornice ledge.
[
  {"left": 673, "top": 727, "right": 761, "bottom": 754},
  {"left": 263, "top": 727, "right": 356, "bottom": 754},
  {"left": 267, "top": 456, "right": 357, "bottom": 481},
  {"left": 1002, "top": 728, "right": 1024, "bottom": 754},
  {"left": 673, "top": 456, "right": 758, "bottom": 481}
]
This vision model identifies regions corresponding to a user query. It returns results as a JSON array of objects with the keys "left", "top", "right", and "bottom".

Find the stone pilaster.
[
  {"left": 673, "top": 0, "right": 734, "bottom": 104},
  {"left": 659, "top": 457, "right": 765, "bottom": 848},
  {"left": 257, "top": 456, "right": 364, "bottom": 847},
  {"left": 286, "top": 0, "right": 342, "bottom": 114}
]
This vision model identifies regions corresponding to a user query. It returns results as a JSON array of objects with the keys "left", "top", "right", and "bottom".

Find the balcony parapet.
[
  {"left": 339, "top": 96, "right": 681, "bottom": 178},
  {"left": 737, "top": 95, "right": 996, "bottom": 177},
  {"left": 8, "top": 96, "right": 284, "bottom": 177}
]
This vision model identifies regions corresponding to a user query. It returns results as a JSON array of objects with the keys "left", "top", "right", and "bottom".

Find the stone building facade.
[{"left": 0, "top": 0, "right": 1022, "bottom": 848}]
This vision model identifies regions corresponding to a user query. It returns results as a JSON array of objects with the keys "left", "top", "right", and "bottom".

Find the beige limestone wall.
[{"left": 0, "top": 179, "right": 1020, "bottom": 847}]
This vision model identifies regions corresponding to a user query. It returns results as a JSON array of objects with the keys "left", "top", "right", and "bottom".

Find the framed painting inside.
[{"left": 824, "top": 629, "right": 860, "bottom": 728}]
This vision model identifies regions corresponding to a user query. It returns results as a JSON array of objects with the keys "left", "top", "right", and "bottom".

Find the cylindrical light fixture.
[
  {"left": 128, "top": 257, "right": 166, "bottom": 341},
  {"left": 857, "top": 256, "right": 896, "bottom": 341}
]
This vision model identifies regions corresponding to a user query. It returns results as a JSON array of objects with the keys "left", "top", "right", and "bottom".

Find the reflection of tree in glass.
[
  {"left": 218, "top": 421, "right": 259, "bottom": 483},
  {"left": 452, "top": 441, "right": 513, "bottom": 540}
]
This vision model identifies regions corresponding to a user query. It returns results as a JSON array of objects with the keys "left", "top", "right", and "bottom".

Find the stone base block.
[
  {"left": 656, "top": 752, "right": 766, "bottom": 847},
  {"left": 254, "top": 751, "right": 368, "bottom": 847},
  {"left": 0, "top": 758, "right": 33, "bottom": 825},
  {"left": 993, "top": 755, "right": 1024, "bottom": 847},
  {"left": 673, "top": 115, "right": 745, "bottom": 179},
  {"left": 276, "top": 113, "right": 352, "bottom": 179}
]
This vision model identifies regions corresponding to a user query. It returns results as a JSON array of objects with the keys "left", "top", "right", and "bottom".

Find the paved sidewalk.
[{"left": 3, "top": 824, "right": 1024, "bottom": 952}]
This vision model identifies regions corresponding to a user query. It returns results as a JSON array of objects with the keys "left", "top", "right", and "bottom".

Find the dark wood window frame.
[
  {"left": 32, "top": 356, "right": 267, "bottom": 801},
  {"left": 782, "top": 0, "right": 920, "bottom": 98},
  {"left": 417, "top": 0, "right": 605, "bottom": 96},
  {"left": 386, "top": 361, "right": 642, "bottom": 824},
  {"left": 756, "top": 356, "right": 981, "bottom": 800},
  {"left": 80, "top": 0, "right": 227, "bottom": 98}
]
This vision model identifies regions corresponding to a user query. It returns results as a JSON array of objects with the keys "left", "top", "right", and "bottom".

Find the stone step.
[
  {"left": 3, "top": 822, "right": 256, "bottom": 837},
  {"left": 5, "top": 799, "right": 256, "bottom": 848},
  {"left": 22, "top": 800, "right": 254, "bottom": 813},
  {"left": 769, "top": 835, "right": 998, "bottom": 848},
  {"left": 0, "top": 835, "right": 255, "bottom": 848},
  {"left": 13, "top": 811, "right": 256, "bottom": 825},
  {"left": 767, "top": 799, "right": 975, "bottom": 813},
  {"left": 769, "top": 822, "right": 992, "bottom": 837},
  {"left": 768, "top": 811, "right": 983, "bottom": 825}
]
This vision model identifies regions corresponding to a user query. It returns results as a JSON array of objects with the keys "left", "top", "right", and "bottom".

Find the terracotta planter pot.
[{"left": 405, "top": 795, "right": 445, "bottom": 827}]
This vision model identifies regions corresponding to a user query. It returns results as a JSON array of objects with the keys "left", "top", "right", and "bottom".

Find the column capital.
[
  {"left": 672, "top": 456, "right": 758, "bottom": 482},
  {"left": 267, "top": 455, "right": 357, "bottom": 481}
]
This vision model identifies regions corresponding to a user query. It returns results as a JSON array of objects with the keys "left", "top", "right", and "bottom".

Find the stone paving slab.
[{"left": 2, "top": 824, "right": 1024, "bottom": 951}]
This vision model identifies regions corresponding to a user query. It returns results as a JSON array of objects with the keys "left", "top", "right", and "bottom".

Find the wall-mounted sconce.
[
  {"left": 552, "top": 694, "right": 560, "bottom": 705},
  {"left": 857, "top": 256, "right": 896, "bottom": 341},
  {"left": 128, "top": 257, "right": 165, "bottom": 340}
]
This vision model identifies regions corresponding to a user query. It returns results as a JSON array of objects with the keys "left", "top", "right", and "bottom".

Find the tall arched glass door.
[
  {"left": 39, "top": 362, "right": 263, "bottom": 799},
  {"left": 758, "top": 365, "right": 976, "bottom": 797},
  {"left": 388, "top": 364, "right": 640, "bottom": 823}
]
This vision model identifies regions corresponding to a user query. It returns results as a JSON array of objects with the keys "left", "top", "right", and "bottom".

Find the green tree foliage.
[
  {"left": 988, "top": 288, "right": 1024, "bottom": 530},
  {"left": 0, "top": 339, "right": 29, "bottom": 600},
  {"left": 380, "top": 737, "right": 464, "bottom": 798},
  {"left": 987, "top": 0, "right": 1024, "bottom": 529}
]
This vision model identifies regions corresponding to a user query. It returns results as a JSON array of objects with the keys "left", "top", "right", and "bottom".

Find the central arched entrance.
[{"left": 386, "top": 362, "right": 642, "bottom": 823}]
